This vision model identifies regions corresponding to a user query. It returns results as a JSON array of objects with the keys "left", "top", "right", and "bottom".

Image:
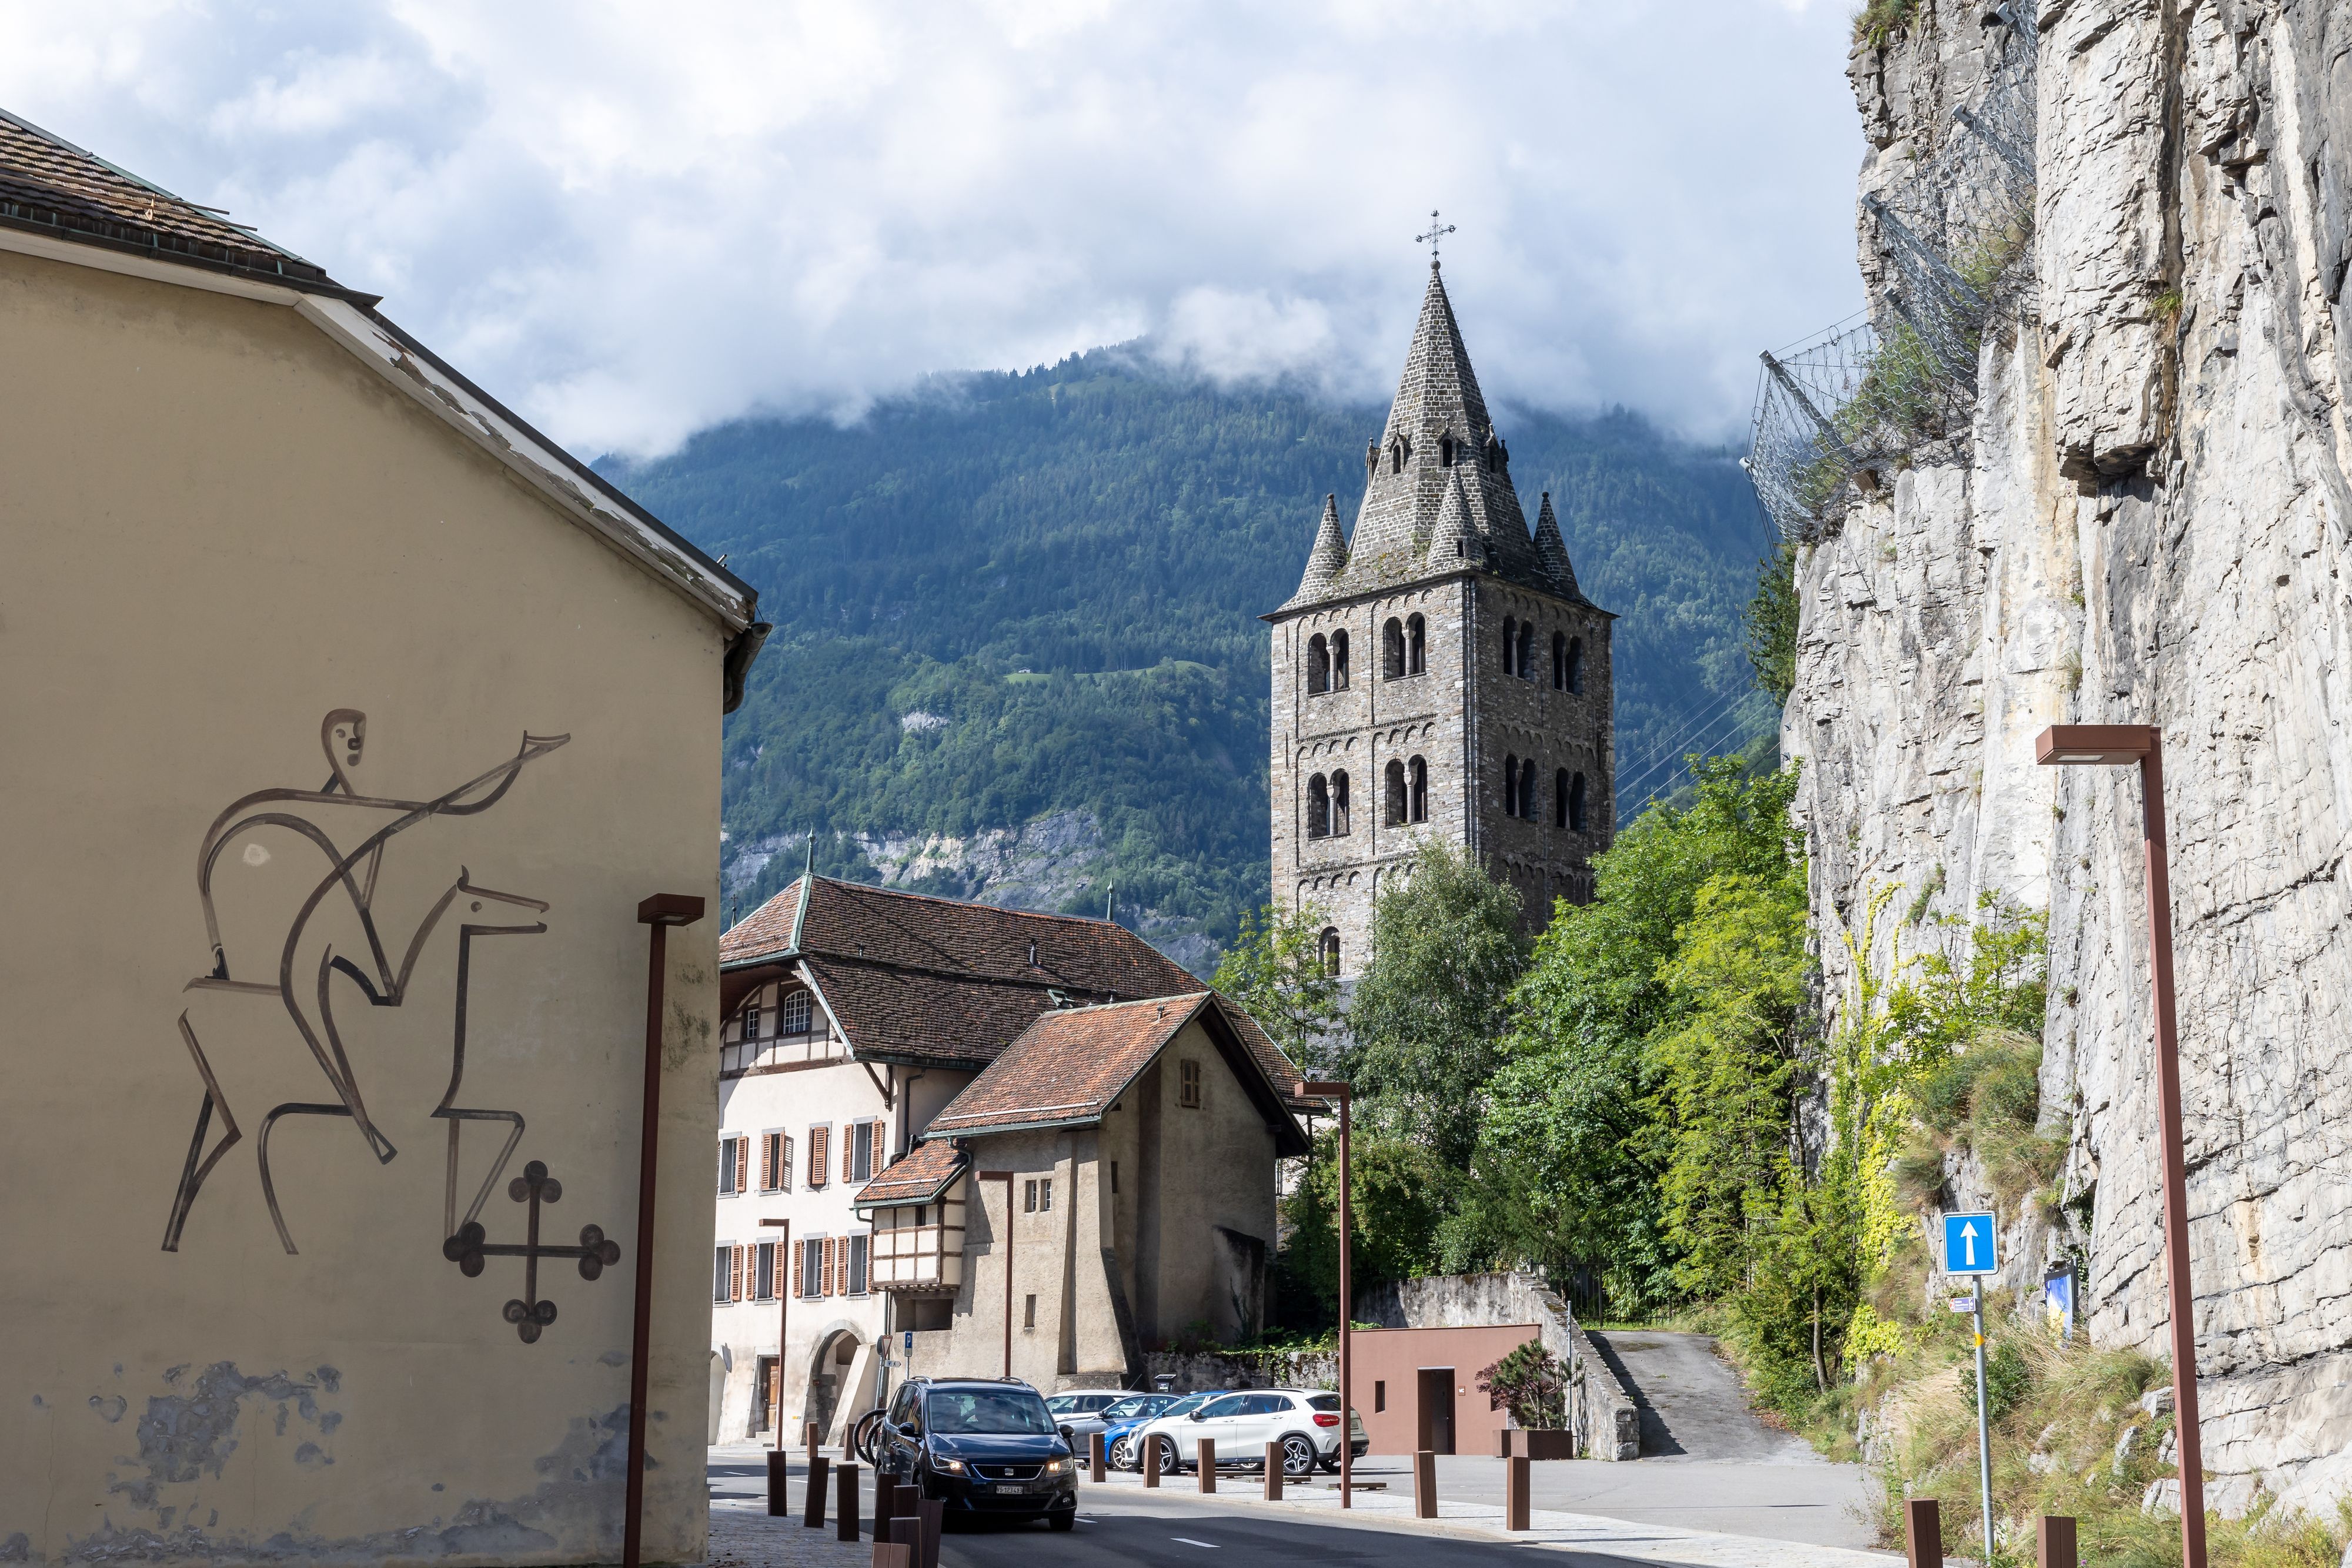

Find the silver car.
[
  {"left": 1133, "top": 1388, "right": 1368, "bottom": 1479},
  {"left": 1044, "top": 1389, "right": 1131, "bottom": 1451}
]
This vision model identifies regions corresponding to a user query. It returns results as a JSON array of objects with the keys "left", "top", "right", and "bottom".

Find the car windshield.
[
  {"left": 926, "top": 1389, "right": 1056, "bottom": 1436},
  {"left": 1103, "top": 1396, "right": 1162, "bottom": 1420}
]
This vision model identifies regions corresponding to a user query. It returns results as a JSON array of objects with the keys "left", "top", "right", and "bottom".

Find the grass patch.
[{"left": 1853, "top": 0, "right": 1919, "bottom": 48}]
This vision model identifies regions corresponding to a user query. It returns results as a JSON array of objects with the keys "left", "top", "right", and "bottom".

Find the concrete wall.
[{"left": 0, "top": 249, "right": 733, "bottom": 1563}]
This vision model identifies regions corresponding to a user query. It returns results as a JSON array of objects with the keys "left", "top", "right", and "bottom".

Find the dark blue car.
[{"left": 878, "top": 1378, "right": 1078, "bottom": 1530}]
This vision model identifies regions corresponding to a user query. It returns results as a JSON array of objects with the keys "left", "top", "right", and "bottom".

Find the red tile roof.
[
  {"left": 0, "top": 108, "right": 355, "bottom": 297},
  {"left": 852, "top": 1140, "right": 967, "bottom": 1209},
  {"left": 923, "top": 994, "right": 1311, "bottom": 1155}
]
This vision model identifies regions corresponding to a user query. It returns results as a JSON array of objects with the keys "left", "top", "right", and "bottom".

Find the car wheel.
[
  {"left": 1154, "top": 1436, "right": 1182, "bottom": 1475},
  {"left": 1108, "top": 1436, "right": 1132, "bottom": 1469},
  {"left": 1048, "top": 1512, "right": 1075, "bottom": 1532},
  {"left": 1280, "top": 1434, "right": 1318, "bottom": 1479},
  {"left": 1318, "top": 1454, "right": 1341, "bottom": 1474}
]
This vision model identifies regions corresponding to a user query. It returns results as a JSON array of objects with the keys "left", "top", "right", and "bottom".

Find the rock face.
[{"left": 1789, "top": 0, "right": 2352, "bottom": 1515}]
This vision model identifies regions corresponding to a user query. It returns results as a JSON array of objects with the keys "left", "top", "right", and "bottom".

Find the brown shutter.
[
  {"left": 842, "top": 1124, "right": 854, "bottom": 1183},
  {"left": 792, "top": 1238, "right": 804, "bottom": 1298},
  {"left": 810, "top": 1126, "right": 829, "bottom": 1188},
  {"left": 729, "top": 1245, "right": 743, "bottom": 1302},
  {"left": 783, "top": 1135, "right": 794, "bottom": 1191},
  {"left": 820, "top": 1237, "right": 836, "bottom": 1296},
  {"left": 836, "top": 1235, "right": 849, "bottom": 1296},
  {"left": 736, "top": 1138, "right": 749, "bottom": 1194},
  {"left": 760, "top": 1134, "right": 773, "bottom": 1191}
]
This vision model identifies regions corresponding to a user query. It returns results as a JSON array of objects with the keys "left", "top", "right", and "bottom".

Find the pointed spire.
[
  {"left": 1531, "top": 492, "right": 1580, "bottom": 597},
  {"left": 1427, "top": 470, "right": 1481, "bottom": 568},
  {"left": 1281, "top": 494, "right": 1350, "bottom": 609}
]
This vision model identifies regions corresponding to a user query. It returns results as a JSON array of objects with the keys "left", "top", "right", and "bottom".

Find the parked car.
[
  {"left": 1050, "top": 1390, "right": 1180, "bottom": 1456},
  {"left": 1107, "top": 1392, "right": 1207, "bottom": 1469},
  {"left": 877, "top": 1377, "right": 1079, "bottom": 1530},
  {"left": 1131, "top": 1389, "right": 1368, "bottom": 1479},
  {"left": 1044, "top": 1389, "right": 1131, "bottom": 1449}
]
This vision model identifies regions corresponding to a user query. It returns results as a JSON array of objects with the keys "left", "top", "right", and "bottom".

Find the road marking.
[{"left": 1170, "top": 1537, "right": 1221, "bottom": 1549}]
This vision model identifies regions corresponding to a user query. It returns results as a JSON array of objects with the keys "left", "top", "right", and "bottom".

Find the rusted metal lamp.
[
  {"left": 1297, "top": 1079, "right": 1354, "bottom": 1508},
  {"left": 624, "top": 893, "right": 706, "bottom": 1568},
  {"left": 2035, "top": 724, "right": 2204, "bottom": 1568}
]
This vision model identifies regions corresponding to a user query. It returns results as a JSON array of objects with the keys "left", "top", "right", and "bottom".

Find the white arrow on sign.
[{"left": 1960, "top": 1219, "right": 1981, "bottom": 1266}]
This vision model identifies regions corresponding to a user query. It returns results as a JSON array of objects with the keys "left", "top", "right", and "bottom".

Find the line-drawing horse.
[{"left": 165, "top": 713, "right": 569, "bottom": 1253}]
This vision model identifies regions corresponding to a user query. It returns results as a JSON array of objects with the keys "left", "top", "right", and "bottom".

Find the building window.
[
  {"left": 756, "top": 1240, "right": 777, "bottom": 1300},
  {"left": 1554, "top": 769, "right": 1571, "bottom": 830},
  {"left": 1439, "top": 435, "right": 1455, "bottom": 467},
  {"left": 761, "top": 1131, "right": 791, "bottom": 1192},
  {"left": 1330, "top": 771, "right": 1351, "bottom": 835},
  {"left": 1307, "top": 774, "right": 1330, "bottom": 839},
  {"left": 848, "top": 1233, "right": 870, "bottom": 1296},
  {"left": 780, "top": 989, "right": 812, "bottom": 1035},
  {"left": 1374, "top": 1380, "right": 1387, "bottom": 1413},
  {"left": 1407, "top": 756, "right": 1428, "bottom": 822},
  {"left": 1024, "top": 1293, "right": 1038, "bottom": 1329},
  {"left": 1329, "top": 628, "right": 1350, "bottom": 690},
  {"left": 1520, "top": 757, "right": 1537, "bottom": 820},
  {"left": 1307, "top": 634, "right": 1330, "bottom": 695},
  {"left": 1180, "top": 1058, "right": 1203, "bottom": 1108},
  {"left": 1389, "top": 436, "right": 1406, "bottom": 474},
  {"left": 718, "top": 1136, "right": 745, "bottom": 1196},
  {"left": 1382, "top": 618, "right": 1405, "bottom": 678},
  {"left": 1501, "top": 617, "right": 1518, "bottom": 676},
  {"left": 713, "top": 1246, "right": 733, "bottom": 1304},
  {"left": 797, "top": 1237, "right": 827, "bottom": 1299},
  {"left": 1551, "top": 632, "right": 1567, "bottom": 690},
  {"left": 1384, "top": 759, "right": 1406, "bottom": 825},
  {"left": 1567, "top": 637, "right": 1583, "bottom": 694},
  {"left": 849, "top": 1121, "right": 875, "bottom": 1185},
  {"left": 1110, "top": 1162, "right": 1119, "bottom": 1195},
  {"left": 1406, "top": 614, "right": 1426, "bottom": 674},
  {"left": 1024, "top": 1179, "right": 1037, "bottom": 1212},
  {"left": 1504, "top": 754, "right": 1520, "bottom": 817},
  {"left": 807, "top": 1126, "right": 830, "bottom": 1189},
  {"left": 1024, "top": 1177, "right": 1054, "bottom": 1213},
  {"left": 1318, "top": 928, "right": 1340, "bottom": 977},
  {"left": 1570, "top": 772, "right": 1589, "bottom": 832},
  {"left": 1516, "top": 621, "right": 1535, "bottom": 681},
  {"left": 743, "top": 1001, "right": 763, "bottom": 1041}
]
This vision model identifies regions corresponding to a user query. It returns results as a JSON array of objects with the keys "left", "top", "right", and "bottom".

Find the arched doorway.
[{"left": 803, "top": 1326, "right": 863, "bottom": 1442}]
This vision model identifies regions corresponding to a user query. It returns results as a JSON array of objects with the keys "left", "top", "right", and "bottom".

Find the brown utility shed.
[{"left": 1349, "top": 1322, "right": 1543, "bottom": 1456}]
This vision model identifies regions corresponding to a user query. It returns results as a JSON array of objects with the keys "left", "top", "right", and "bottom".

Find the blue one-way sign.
[{"left": 1942, "top": 1212, "right": 1999, "bottom": 1275}]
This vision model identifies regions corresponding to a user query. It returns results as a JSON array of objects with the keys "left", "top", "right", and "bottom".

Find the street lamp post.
[
  {"left": 1298, "top": 1080, "right": 1353, "bottom": 1509},
  {"left": 2036, "top": 724, "right": 2205, "bottom": 1568}
]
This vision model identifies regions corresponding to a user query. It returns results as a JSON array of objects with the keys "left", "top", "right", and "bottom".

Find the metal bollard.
[
  {"left": 803, "top": 1455, "right": 830, "bottom": 1528},
  {"left": 890, "top": 1513, "right": 924, "bottom": 1568},
  {"left": 917, "top": 1496, "right": 943, "bottom": 1568},
  {"left": 1264, "top": 1441, "right": 1283, "bottom": 1501},
  {"left": 1090, "top": 1430, "right": 1106, "bottom": 1483},
  {"left": 868, "top": 1545, "right": 911, "bottom": 1568},
  {"left": 1197, "top": 1437, "right": 1216, "bottom": 1493},
  {"left": 1504, "top": 1454, "right": 1531, "bottom": 1532},
  {"left": 1903, "top": 1499, "right": 1942, "bottom": 1568},
  {"left": 835, "top": 1462, "right": 861, "bottom": 1543},
  {"left": 2038, "top": 1514, "right": 2077, "bottom": 1568},
  {"left": 1414, "top": 1450, "right": 1437, "bottom": 1519},
  {"left": 1144, "top": 1433, "right": 1161, "bottom": 1488},
  {"left": 767, "top": 1449, "right": 791, "bottom": 1516}
]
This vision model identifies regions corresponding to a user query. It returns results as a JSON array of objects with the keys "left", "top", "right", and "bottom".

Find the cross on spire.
[{"left": 1415, "top": 209, "right": 1456, "bottom": 269}]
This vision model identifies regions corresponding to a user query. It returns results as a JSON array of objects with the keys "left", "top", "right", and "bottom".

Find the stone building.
[
  {"left": 709, "top": 876, "right": 1305, "bottom": 1437},
  {"left": 1264, "top": 262, "right": 1615, "bottom": 974},
  {"left": 0, "top": 108, "right": 761, "bottom": 1563}
]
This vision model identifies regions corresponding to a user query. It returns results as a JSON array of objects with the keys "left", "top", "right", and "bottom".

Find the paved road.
[{"left": 1583, "top": 1331, "right": 1819, "bottom": 1463}]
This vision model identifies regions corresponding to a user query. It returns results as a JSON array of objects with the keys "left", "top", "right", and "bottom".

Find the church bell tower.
[{"left": 1262, "top": 259, "right": 1615, "bottom": 978}]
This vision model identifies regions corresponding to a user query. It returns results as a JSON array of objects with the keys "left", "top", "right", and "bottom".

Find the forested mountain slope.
[{"left": 599, "top": 349, "right": 1771, "bottom": 970}]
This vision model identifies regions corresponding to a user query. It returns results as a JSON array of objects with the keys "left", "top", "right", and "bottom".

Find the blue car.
[{"left": 1103, "top": 1392, "right": 1202, "bottom": 1470}]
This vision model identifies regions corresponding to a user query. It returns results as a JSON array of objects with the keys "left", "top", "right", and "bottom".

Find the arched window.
[
  {"left": 1516, "top": 621, "right": 1535, "bottom": 681},
  {"left": 1408, "top": 756, "right": 1428, "bottom": 822},
  {"left": 1331, "top": 771, "right": 1351, "bottom": 835},
  {"left": 1553, "top": 769, "right": 1571, "bottom": 828},
  {"left": 1319, "top": 928, "right": 1341, "bottom": 977},
  {"left": 1384, "top": 758, "right": 1406, "bottom": 825},
  {"left": 1501, "top": 618, "right": 1518, "bottom": 676},
  {"left": 1307, "top": 774, "right": 1330, "bottom": 838},
  {"left": 1405, "top": 614, "right": 1426, "bottom": 675},
  {"left": 1307, "top": 634, "right": 1329, "bottom": 695},
  {"left": 1520, "top": 757, "right": 1537, "bottom": 821},
  {"left": 1389, "top": 437, "right": 1408, "bottom": 474},
  {"left": 1439, "top": 436, "right": 1455, "bottom": 467},
  {"left": 1330, "top": 630, "right": 1350, "bottom": 690},
  {"left": 781, "top": 989, "right": 813, "bottom": 1035},
  {"left": 1567, "top": 637, "right": 1584, "bottom": 694},
  {"left": 1382, "top": 618, "right": 1406, "bottom": 679},
  {"left": 1551, "top": 632, "right": 1568, "bottom": 690},
  {"left": 1569, "top": 771, "right": 1589, "bottom": 832},
  {"left": 1504, "top": 754, "right": 1520, "bottom": 817}
]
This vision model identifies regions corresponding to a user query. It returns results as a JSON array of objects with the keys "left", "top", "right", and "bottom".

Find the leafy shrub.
[
  {"left": 1476, "top": 1340, "right": 1567, "bottom": 1431},
  {"left": 1852, "top": 0, "right": 1918, "bottom": 47}
]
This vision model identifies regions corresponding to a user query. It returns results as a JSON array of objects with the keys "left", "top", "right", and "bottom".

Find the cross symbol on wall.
[
  {"left": 443, "top": 1159, "right": 622, "bottom": 1343},
  {"left": 1416, "top": 210, "right": 1456, "bottom": 268}
]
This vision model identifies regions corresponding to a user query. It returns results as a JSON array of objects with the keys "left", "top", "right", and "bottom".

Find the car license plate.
[{"left": 993, "top": 1481, "right": 1038, "bottom": 1495}]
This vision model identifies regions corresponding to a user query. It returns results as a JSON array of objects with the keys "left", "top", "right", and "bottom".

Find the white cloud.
[{"left": 0, "top": 0, "right": 1866, "bottom": 455}]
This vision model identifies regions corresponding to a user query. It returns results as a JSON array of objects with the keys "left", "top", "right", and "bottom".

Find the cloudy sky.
[{"left": 1, "top": 1, "right": 1866, "bottom": 457}]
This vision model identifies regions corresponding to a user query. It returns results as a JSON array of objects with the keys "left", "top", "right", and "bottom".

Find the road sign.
[
  {"left": 1941, "top": 1212, "right": 1999, "bottom": 1275},
  {"left": 903, "top": 1330, "right": 914, "bottom": 1353}
]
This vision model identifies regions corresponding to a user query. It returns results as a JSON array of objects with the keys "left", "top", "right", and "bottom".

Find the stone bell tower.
[{"left": 1262, "top": 260, "right": 1615, "bottom": 978}]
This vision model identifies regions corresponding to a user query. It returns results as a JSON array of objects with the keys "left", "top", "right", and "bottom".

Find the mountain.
[{"left": 597, "top": 348, "right": 1774, "bottom": 971}]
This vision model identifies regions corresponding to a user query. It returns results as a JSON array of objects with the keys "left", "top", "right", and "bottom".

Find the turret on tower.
[{"left": 1262, "top": 262, "right": 1616, "bottom": 977}]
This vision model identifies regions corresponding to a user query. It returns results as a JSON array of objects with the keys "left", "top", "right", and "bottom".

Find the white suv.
[{"left": 1133, "top": 1389, "right": 1367, "bottom": 1479}]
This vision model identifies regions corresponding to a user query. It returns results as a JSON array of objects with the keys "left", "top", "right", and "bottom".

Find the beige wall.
[{"left": 0, "top": 250, "right": 734, "bottom": 1564}]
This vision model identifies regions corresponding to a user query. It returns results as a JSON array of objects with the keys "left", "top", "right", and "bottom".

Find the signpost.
[{"left": 1940, "top": 1212, "right": 1999, "bottom": 1563}]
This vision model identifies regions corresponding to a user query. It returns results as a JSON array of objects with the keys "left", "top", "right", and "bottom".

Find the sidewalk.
[{"left": 1074, "top": 1465, "right": 1902, "bottom": 1567}]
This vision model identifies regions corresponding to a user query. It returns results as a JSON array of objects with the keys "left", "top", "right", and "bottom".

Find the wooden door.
[{"left": 1416, "top": 1368, "right": 1456, "bottom": 1455}]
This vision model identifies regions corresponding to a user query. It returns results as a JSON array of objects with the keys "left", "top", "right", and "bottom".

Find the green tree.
[
  {"left": 1277, "top": 1131, "right": 1454, "bottom": 1325},
  {"left": 1342, "top": 841, "right": 1531, "bottom": 1170},
  {"left": 1745, "top": 540, "right": 1799, "bottom": 704},
  {"left": 1212, "top": 900, "right": 1344, "bottom": 1071}
]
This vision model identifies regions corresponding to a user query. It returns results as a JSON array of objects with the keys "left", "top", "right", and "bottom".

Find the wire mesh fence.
[{"left": 1744, "top": 4, "right": 2039, "bottom": 543}]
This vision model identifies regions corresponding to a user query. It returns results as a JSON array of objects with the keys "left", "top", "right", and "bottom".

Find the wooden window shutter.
[
  {"left": 760, "top": 1134, "right": 774, "bottom": 1191},
  {"left": 735, "top": 1138, "right": 749, "bottom": 1194},
  {"left": 783, "top": 1135, "right": 794, "bottom": 1191},
  {"left": 810, "top": 1126, "right": 828, "bottom": 1188},
  {"left": 820, "top": 1237, "right": 836, "bottom": 1296},
  {"left": 729, "top": 1245, "right": 743, "bottom": 1302},
  {"left": 842, "top": 1124, "right": 854, "bottom": 1183},
  {"left": 792, "top": 1238, "right": 804, "bottom": 1297},
  {"left": 836, "top": 1235, "right": 849, "bottom": 1296}
]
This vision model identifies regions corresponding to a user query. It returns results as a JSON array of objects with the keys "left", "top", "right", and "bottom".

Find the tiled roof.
[
  {"left": 0, "top": 108, "right": 352, "bottom": 296},
  {"left": 923, "top": 993, "right": 1311, "bottom": 1153},
  {"left": 852, "top": 1140, "right": 967, "bottom": 1208}
]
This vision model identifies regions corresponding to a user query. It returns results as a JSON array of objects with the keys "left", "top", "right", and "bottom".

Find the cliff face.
[{"left": 1789, "top": 0, "right": 2352, "bottom": 1511}]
